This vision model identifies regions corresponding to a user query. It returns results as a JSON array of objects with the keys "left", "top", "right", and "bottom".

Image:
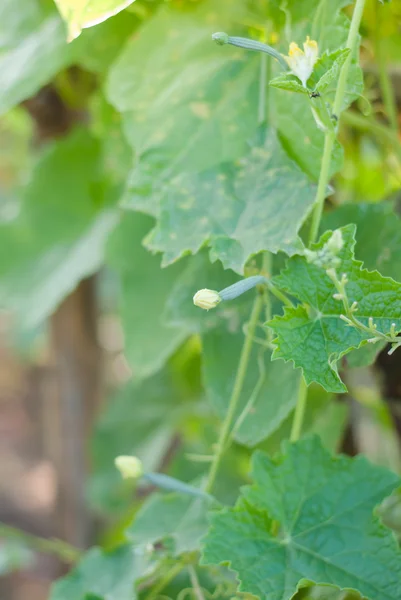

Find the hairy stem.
[
  {"left": 205, "top": 291, "right": 264, "bottom": 493},
  {"left": 309, "top": 0, "right": 367, "bottom": 247},
  {"left": 308, "top": 130, "right": 336, "bottom": 245},
  {"left": 290, "top": 378, "right": 308, "bottom": 442},
  {"left": 188, "top": 564, "right": 206, "bottom": 600},
  {"left": 332, "top": 0, "right": 366, "bottom": 119}
]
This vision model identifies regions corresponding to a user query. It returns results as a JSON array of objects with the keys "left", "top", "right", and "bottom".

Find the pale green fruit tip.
[
  {"left": 212, "top": 32, "right": 229, "bottom": 45},
  {"left": 115, "top": 455, "right": 143, "bottom": 480}
]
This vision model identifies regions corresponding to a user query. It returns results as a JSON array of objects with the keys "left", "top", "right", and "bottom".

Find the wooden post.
[{"left": 50, "top": 276, "right": 101, "bottom": 549}]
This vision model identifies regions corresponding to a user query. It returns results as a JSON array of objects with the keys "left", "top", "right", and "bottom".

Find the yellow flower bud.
[
  {"left": 115, "top": 455, "right": 143, "bottom": 480},
  {"left": 193, "top": 288, "right": 221, "bottom": 310}
]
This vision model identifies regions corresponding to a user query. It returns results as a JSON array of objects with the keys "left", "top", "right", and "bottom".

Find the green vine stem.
[
  {"left": 0, "top": 522, "right": 80, "bottom": 564},
  {"left": 308, "top": 130, "right": 336, "bottom": 245},
  {"left": 289, "top": 378, "right": 308, "bottom": 442},
  {"left": 205, "top": 290, "right": 265, "bottom": 493},
  {"left": 188, "top": 564, "right": 206, "bottom": 600},
  {"left": 291, "top": 0, "right": 367, "bottom": 442},
  {"left": 309, "top": 0, "right": 367, "bottom": 246}
]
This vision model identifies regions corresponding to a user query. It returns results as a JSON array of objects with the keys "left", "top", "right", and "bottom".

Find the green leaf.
[
  {"left": 202, "top": 328, "right": 301, "bottom": 447},
  {"left": 54, "top": 0, "right": 137, "bottom": 41},
  {"left": 0, "top": 129, "right": 117, "bottom": 327},
  {"left": 127, "top": 493, "right": 210, "bottom": 555},
  {"left": 75, "top": 11, "right": 138, "bottom": 73},
  {"left": 106, "top": 1, "right": 259, "bottom": 173},
  {"left": 50, "top": 545, "right": 150, "bottom": 600},
  {"left": 202, "top": 436, "right": 401, "bottom": 600},
  {"left": 0, "top": 0, "right": 43, "bottom": 51},
  {"left": 323, "top": 202, "right": 401, "bottom": 367},
  {"left": 311, "top": 48, "right": 351, "bottom": 94},
  {"left": 0, "top": 0, "right": 137, "bottom": 114},
  {"left": 269, "top": 74, "right": 309, "bottom": 94},
  {"left": 272, "top": 88, "right": 344, "bottom": 181},
  {"left": 269, "top": 224, "right": 401, "bottom": 392},
  {"left": 89, "top": 371, "right": 186, "bottom": 513},
  {"left": 106, "top": 212, "right": 189, "bottom": 378},
  {"left": 0, "top": 4, "right": 74, "bottom": 115},
  {"left": 142, "top": 129, "right": 316, "bottom": 273}
]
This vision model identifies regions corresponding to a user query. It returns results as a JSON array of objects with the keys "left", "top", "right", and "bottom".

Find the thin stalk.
[
  {"left": 309, "top": 0, "right": 367, "bottom": 246},
  {"left": 230, "top": 350, "right": 266, "bottom": 440},
  {"left": 188, "top": 564, "right": 206, "bottom": 600},
  {"left": 258, "top": 53, "right": 268, "bottom": 124},
  {"left": 332, "top": 0, "right": 366, "bottom": 119},
  {"left": 144, "top": 560, "right": 184, "bottom": 600},
  {"left": 266, "top": 280, "right": 294, "bottom": 308},
  {"left": 290, "top": 378, "right": 308, "bottom": 442},
  {"left": 230, "top": 252, "right": 273, "bottom": 439},
  {"left": 375, "top": 3, "right": 398, "bottom": 133},
  {"left": 0, "top": 523, "right": 80, "bottom": 564},
  {"left": 377, "top": 54, "right": 398, "bottom": 134},
  {"left": 205, "top": 292, "right": 264, "bottom": 493},
  {"left": 308, "top": 131, "right": 335, "bottom": 245}
]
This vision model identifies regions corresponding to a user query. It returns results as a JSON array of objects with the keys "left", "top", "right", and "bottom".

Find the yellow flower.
[
  {"left": 193, "top": 288, "right": 221, "bottom": 310},
  {"left": 284, "top": 36, "right": 318, "bottom": 87},
  {"left": 115, "top": 455, "right": 143, "bottom": 480}
]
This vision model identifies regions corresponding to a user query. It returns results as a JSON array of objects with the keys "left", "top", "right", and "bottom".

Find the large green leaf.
[
  {"left": 269, "top": 225, "right": 401, "bottom": 392},
  {"left": 106, "top": 1, "right": 258, "bottom": 174},
  {"left": 127, "top": 492, "right": 210, "bottom": 555},
  {"left": 0, "top": 5, "right": 74, "bottom": 115},
  {"left": 202, "top": 436, "right": 401, "bottom": 600},
  {"left": 106, "top": 212, "right": 188, "bottom": 378},
  {"left": 143, "top": 130, "right": 316, "bottom": 273},
  {"left": 50, "top": 545, "right": 150, "bottom": 600},
  {"left": 0, "top": 0, "right": 137, "bottom": 114},
  {"left": 202, "top": 329, "right": 301, "bottom": 447},
  {"left": 54, "top": 0, "right": 136, "bottom": 41},
  {"left": 0, "top": 0, "right": 43, "bottom": 50},
  {"left": 0, "top": 129, "right": 117, "bottom": 326}
]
